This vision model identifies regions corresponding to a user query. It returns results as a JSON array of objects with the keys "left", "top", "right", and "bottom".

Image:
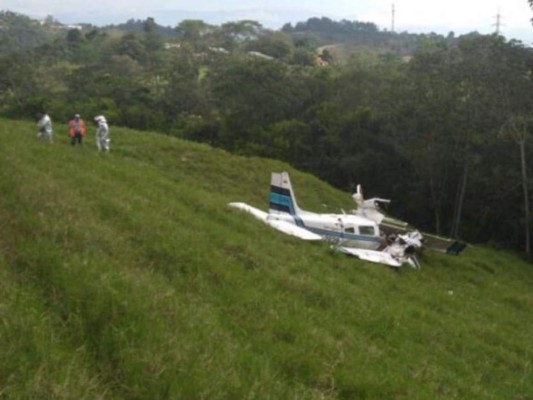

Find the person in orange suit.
[{"left": 68, "top": 113, "right": 86, "bottom": 146}]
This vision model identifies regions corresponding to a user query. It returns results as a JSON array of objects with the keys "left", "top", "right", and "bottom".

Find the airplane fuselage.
[{"left": 268, "top": 210, "right": 382, "bottom": 250}]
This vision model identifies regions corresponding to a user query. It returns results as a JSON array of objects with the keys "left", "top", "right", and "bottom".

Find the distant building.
[
  {"left": 247, "top": 51, "right": 274, "bottom": 60},
  {"left": 64, "top": 24, "right": 82, "bottom": 30},
  {"left": 39, "top": 19, "right": 82, "bottom": 31},
  {"left": 164, "top": 43, "right": 181, "bottom": 50},
  {"left": 208, "top": 47, "right": 229, "bottom": 54}
]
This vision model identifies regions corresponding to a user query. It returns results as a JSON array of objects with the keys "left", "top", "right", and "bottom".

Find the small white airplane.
[{"left": 229, "top": 172, "right": 422, "bottom": 268}]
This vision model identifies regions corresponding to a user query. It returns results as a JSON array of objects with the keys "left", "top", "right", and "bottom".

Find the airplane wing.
[
  {"left": 380, "top": 217, "right": 467, "bottom": 255},
  {"left": 228, "top": 202, "right": 269, "bottom": 221},
  {"left": 421, "top": 233, "right": 467, "bottom": 255},
  {"left": 228, "top": 202, "right": 322, "bottom": 241},
  {"left": 266, "top": 219, "right": 323, "bottom": 240},
  {"left": 336, "top": 246, "right": 403, "bottom": 268}
]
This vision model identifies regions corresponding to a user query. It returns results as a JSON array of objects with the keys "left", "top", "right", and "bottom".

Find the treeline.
[
  {"left": 107, "top": 18, "right": 182, "bottom": 38},
  {"left": 1, "top": 12, "right": 532, "bottom": 252},
  {"left": 281, "top": 16, "right": 455, "bottom": 56},
  {"left": 282, "top": 17, "right": 380, "bottom": 36},
  {"left": 0, "top": 11, "right": 60, "bottom": 51}
]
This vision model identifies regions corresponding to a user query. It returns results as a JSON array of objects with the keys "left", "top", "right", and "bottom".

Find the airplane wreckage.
[{"left": 229, "top": 172, "right": 466, "bottom": 269}]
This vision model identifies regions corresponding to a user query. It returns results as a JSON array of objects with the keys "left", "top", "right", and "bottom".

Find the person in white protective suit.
[
  {"left": 36, "top": 112, "right": 53, "bottom": 142},
  {"left": 94, "top": 115, "right": 110, "bottom": 152}
]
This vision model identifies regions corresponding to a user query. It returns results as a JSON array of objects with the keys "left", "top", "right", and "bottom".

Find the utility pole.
[
  {"left": 493, "top": 8, "right": 504, "bottom": 35},
  {"left": 391, "top": 3, "right": 396, "bottom": 32}
]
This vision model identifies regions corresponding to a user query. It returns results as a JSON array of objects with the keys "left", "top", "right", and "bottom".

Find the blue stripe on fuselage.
[{"left": 307, "top": 226, "right": 381, "bottom": 243}]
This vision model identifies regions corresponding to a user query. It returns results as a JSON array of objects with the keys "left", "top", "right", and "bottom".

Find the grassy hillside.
[{"left": 1, "top": 118, "right": 532, "bottom": 399}]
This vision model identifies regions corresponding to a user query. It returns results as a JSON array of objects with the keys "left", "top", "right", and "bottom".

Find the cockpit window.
[{"left": 359, "top": 226, "right": 376, "bottom": 235}]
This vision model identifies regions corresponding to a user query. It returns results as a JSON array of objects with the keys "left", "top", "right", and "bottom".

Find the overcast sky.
[{"left": 2, "top": 0, "right": 532, "bottom": 43}]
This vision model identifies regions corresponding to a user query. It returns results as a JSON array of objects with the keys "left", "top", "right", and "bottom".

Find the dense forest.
[{"left": 0, "top": 10, "right": 532, "bottom": 253}]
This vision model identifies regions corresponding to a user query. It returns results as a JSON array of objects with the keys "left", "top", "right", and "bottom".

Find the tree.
[
  {"left": 207, "top": 54, "right": 314, "bottom": 152},
  {"left": 175, "top": 20, "right": 214, "bottom": 49},
  {"left": 381, "top": 39, "right": 459, "bottom": 234},
  {"left": 157, "top": 45, "right": 209, "bottom": 127},
  {"left": 143, "top": 17, "right": 157, "bottom": 34},
  {"left": 219, "top": 20, "right": 262, "bottom": 46},
  {"left": 500, "top": 115, "right": 533, "bottom": 255},
  {"left": 244, "top": 31, "right": 294, "bottom": 61},
  {"left": 390, "top": 35, "right": 533, "bottom": 244},
  {"left": 66, "top": 28, "right": 84, "bottom": 45},
  {"left": 116, "top": 33, "right": 146, "bottom": 61},
  {"left": 0, "top": 51, "right": 41, "bottom": 116}
]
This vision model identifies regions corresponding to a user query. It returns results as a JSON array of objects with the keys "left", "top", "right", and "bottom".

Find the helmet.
[{"left": 94, "top": 115, "right": 106, "bottom": 123}]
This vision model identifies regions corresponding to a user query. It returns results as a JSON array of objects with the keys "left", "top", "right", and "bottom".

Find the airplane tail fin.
[{"left": 268, "top": 172, "right": 302, "bottom": 216}]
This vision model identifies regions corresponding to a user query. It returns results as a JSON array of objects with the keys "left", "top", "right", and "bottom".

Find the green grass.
[{"left": 1, "top": 118, "right": 532, "bottom": 399}]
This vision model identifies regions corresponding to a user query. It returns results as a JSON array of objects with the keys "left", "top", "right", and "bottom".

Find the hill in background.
[
  {"left": 1, "top": 119, "right": 532, "bottom": 398},
  {"left": 0, "top": 10, "right": 453, "bottom": 59}
]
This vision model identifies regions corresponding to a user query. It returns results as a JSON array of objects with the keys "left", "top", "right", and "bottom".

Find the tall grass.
[{"left": 1, "top": 118, "right": 532, "bottom": 399}]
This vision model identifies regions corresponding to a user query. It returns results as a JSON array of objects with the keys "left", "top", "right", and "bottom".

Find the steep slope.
[{"left": 1, "top": 118, "right": 532, "bottom": 399}]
